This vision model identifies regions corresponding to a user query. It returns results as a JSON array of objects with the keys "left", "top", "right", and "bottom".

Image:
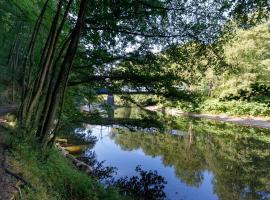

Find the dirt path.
[
  {"left": 0, "top": 105, "right": 18, "bottom": 200},
  {"left": 181, "top": 112, "right": 270, "bottom": 129},
  {"left": 146, "top": 106, "right": 270, "bottom": 130}
]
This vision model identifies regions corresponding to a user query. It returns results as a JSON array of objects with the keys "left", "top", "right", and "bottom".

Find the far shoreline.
[{"left": 145, "top": 105, "right": 270, "bottom": 130}]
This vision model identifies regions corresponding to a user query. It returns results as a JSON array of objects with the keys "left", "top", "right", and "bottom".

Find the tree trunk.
[
  {"left": 25, "top": 0, "right": 64, "bottom": 119},
  {"left": 25, "top": 0, "right": 75, "bottom": 128},
  {"left": 24, "top": 0, "right": 50, "bottom": 88},
  {"left": 37, "top": 0, "right": 88, "bottom": 145},
  {"left": 20, "top": 0, "right": 50, "bottom": 120}
]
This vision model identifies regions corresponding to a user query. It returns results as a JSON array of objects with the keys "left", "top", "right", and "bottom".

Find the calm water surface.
[{"left": 75, "top": 107, "right": 270, "bottom": 200}]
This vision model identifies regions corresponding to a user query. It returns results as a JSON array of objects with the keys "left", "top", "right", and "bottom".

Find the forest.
[{"left": 0, "top": 0, "right": 269, "bottom": 200}]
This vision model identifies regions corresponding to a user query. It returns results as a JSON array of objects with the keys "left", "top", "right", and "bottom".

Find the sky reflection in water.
[{"left": 76, "top": 113, "right": 270, "bottom": 200}]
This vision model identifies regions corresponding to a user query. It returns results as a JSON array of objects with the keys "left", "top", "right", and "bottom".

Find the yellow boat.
[{"left": 64, "top": 145, "right": 90, "bottom": 154}]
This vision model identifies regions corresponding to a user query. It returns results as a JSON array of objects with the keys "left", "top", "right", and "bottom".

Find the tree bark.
[
  {"left": 20, "top": 0, "right": 50, "bottom": 123},
  {"left": 37, "top": 0, "right": 88, "bottom": 145},
  {"left": 25, "top": 0, "right": 65, "bottom": 124},
  {"left": 25, "top": 0, "right": 74, "bottom": 126}
]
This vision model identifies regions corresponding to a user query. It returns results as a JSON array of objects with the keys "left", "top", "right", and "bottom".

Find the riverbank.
[
  {"left": 0, "top": 105, "right": 21, "bottom": 200},
  {"left": 146, "top": 105, "right": 270, "bottom": 129},
  {"left": 7, "top": 133, "right": 128, "bottom": 200},
  {"left": 0, "top": 105, "right": 128, "bottom": 200}
]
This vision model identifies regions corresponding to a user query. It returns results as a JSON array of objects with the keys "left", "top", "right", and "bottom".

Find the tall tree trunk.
[
  {"left": 20, "top": 0, "right": 50, "bottom": 124},
  {"left": 37, "top": 0, "right": 88, "bottom": 145},
  {"left": 12, "top": 46, "right": 20, "bottom": 103},
  {"left": 22, "top": 0, "right": 50, "bottom": 96},
  {"left": 7, "top": 30, "right": 21, "bottom": 103},
  {"left": 25, "top": 0, "right": 74, "bottom": 126},
  {"left": 24, "top": 0, "right": 64, "bottom": 126}
]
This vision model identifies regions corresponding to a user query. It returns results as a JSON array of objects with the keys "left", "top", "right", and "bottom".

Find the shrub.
[{"left": 199, "top": 99, "right": 270, "bottom": 116}]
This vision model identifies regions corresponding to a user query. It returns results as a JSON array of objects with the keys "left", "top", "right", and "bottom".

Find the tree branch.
[
  {"left": 136, "top": 0, "right": 185, "bottom": 12},
  {"left": 68, "top": 74, "right": 180, "bottom": 86},
  {"left": 87, "top": 26, "right": 184, "bottom": 38}
]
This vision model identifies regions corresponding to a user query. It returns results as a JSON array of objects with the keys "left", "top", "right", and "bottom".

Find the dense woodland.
[
  {"left": 125, "top": 22, "right": 270, "bottom": 117},
  {"left": 0, "top": 0, "right": 269, "bottom": 199}
]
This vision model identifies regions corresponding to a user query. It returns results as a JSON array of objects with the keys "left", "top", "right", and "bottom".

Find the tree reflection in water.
[
  {"left": 110, "top": 119, "right": 270, "bottom": 200},
  {"left": 72, "top": 109, "right": 270, "bottom": 200},
  {"left": 113, "top": 165, "right": 167, "bottom": 200}
]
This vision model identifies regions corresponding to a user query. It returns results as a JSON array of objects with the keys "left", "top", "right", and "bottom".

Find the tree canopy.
[{"left": 0, "top": 0, "right": 269, "bottom": 145}]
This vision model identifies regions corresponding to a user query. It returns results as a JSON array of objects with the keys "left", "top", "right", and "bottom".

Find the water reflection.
[
  {"left": 75, "top": 118, "right": 270, "bottom": 200},
  {"left": 114, "top": 128, "right": 270, "bottom": 200},
  {"left": 74, "top": 106, "right": 270, "bottom": 200}
]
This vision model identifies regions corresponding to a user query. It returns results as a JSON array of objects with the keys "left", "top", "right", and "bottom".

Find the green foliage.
[
  {"left": 0, "top": 0, "right": 269, "bottom": 199},
  {"left": 220, "top": 23, "right": 269, "bottom": 93},
  {"left": 214, "top": 22, "right": 270, "bottom": 100},
  {"left": 172, "top": 22, "right": 270, "bottom": 117},
  {"left": 220, "top": 82, "right": 270, "bottom": 103},
  {"left": 9, "top": 136, "right": 126, "bottom": 200},
  {"left": 199, "top": 99, "right": 270, "bottom": 117}
]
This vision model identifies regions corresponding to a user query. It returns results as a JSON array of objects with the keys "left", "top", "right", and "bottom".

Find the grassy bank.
[{"left": 4, "top": 128, "right": 127, "bottom": 200}]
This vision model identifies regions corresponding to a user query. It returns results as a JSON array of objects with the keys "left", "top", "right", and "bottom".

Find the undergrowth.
[
  {"left": 199, "top": 99, "right": 270, "bottom": 117},
  {"left": 6, "top": 131, "right": 127, "bottom": 200},
  {"left": 175, "top": 99, "right": 270, "bottom": 119}
]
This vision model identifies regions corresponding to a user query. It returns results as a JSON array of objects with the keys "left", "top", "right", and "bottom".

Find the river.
[{"left": 71, "top": 106, "right": 270, "bottom": 200}]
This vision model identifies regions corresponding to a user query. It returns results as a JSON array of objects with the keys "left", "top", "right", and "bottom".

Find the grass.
[{"left": 5, "top": 129, "right": 127, "bottom": 200}]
